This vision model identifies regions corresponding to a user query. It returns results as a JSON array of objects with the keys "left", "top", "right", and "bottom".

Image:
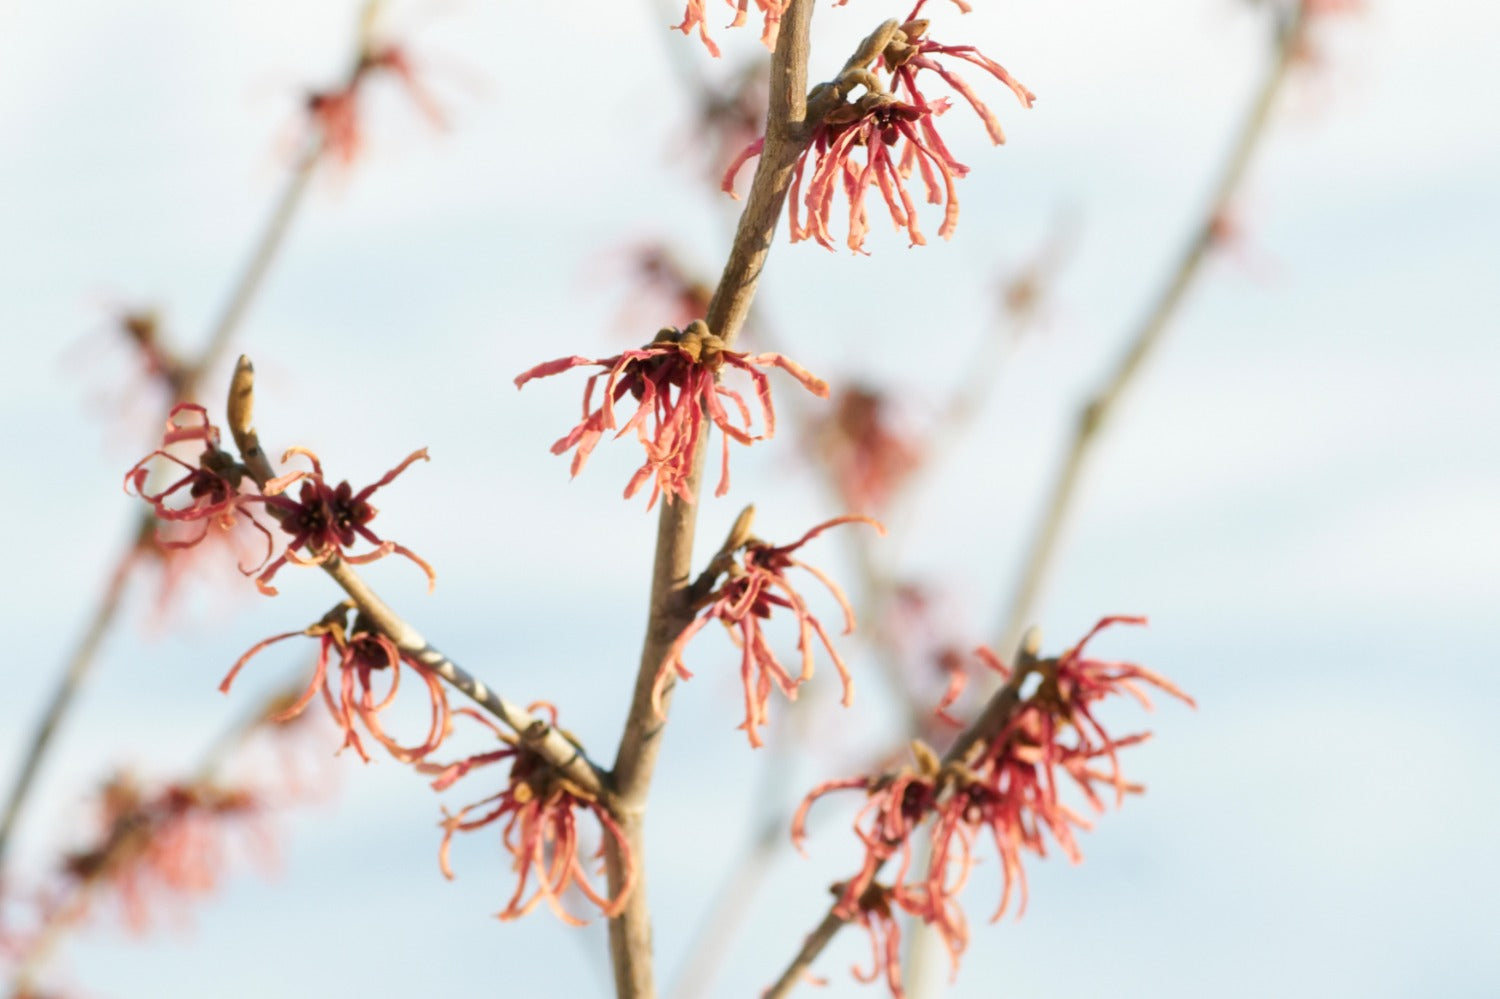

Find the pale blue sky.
[{"left": 1, "top": 0, "right": 1496, "bottom": 996}]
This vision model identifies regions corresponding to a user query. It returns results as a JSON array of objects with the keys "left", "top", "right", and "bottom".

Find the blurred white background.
[{"left": 1, "top": 0, "right": 1497, "bottom": 996}]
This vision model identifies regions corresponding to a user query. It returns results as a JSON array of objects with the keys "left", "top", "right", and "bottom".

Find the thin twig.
[
  {"left": 761, "top": 630, "right": 1043, "bottom": 998},
  {"left": 994, "top": 5, "right": 1306, "bottom": 659},
  {"left": 603, "top": 3, "right": 821, "bottom": 995},
  {"left": 903, "top": 10, "right": 1309, "bottom": 997},
  {"left": 224, "top": 359, "right": 609, "bottom": 803},
  {"left": 8, "top": 676, "right": 306, "bottom": 994},
  {"left": 0, "top": 30, "right": 363, "bottom": 867},
  {"left": 0, "top": 545, "right": 142, "bottom": 867}
]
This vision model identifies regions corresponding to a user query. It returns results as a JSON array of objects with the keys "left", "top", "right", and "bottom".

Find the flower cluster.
[
  {"left": 306, "top": 39, "right": 447, "bottom": 167},
  {"left": 254, "top": 446, "right": 434, "bottom": 595},
  {"left": 723, "top": 10, "right": 1033, "bottom": 252},
  {"left": 516, "top": 320, "right": 828, "bottom": 507},
  {"left": 425, "top": 709, "right": 632, "bottom": 925},
  {"left": 654, "top": 514, "right": 882, "bottom": 747},
  {"left": 125, "top": 409, "right": 432, "bottom": 596},
  {"left": 674, "top": 0, "right": 788, "bottom": 58},
  {"left": 812, "top": 385, "right": 924, "bottom": 513},
  {"left": 124, "top": 403, "right": 272, "bottom": 568},
  {"left": 791, "top": 618, "right": 1193, "bottom": 995},
  {"left": 56, "top": 775, "right": 264, "bottom": 933},
  {"left": 221, "top": 603, "right": 450, "bottom": 764}
]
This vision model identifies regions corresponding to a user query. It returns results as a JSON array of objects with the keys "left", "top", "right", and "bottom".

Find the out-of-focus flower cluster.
[
  {"left": 791, "top": 618, "right": 1193, "bottom": 996},
  {"left": 811, "top": 385, "right": 924, "bottom": 514}
]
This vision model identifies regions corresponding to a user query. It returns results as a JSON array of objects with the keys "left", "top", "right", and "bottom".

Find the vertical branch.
[
  {"left": 994, "top": 6, "right": 1307, "bottom": 658},
  {"left": 604, "top": 2, "right": 819, "bottom": 996}
]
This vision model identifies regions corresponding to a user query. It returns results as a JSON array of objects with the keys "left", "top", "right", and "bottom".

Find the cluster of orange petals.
[
  {"left": 221, "top": 604, "right": 450, "bottom": 765},
  {"left": 424, "top": 709, "right": 632, "bottom": 925},
  {"left": 517, "top": 321, "right": 828, "bottom": 507},
  {"left": 57, "top": 775, "right": 265, "bottom": 933},
  {"left": 791, "top": 618, "right": 1194, "bottom": 995},
  {"left": 654, "top": 515, "right": 883, "bottom": 747}
]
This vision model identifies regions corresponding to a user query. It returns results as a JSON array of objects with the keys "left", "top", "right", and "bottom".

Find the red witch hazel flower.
[
  {"left": 56, "top": 774, "right": 265, "bottom": 933},
  {"left": 425, "top": 708, "right": 633, "bottom": 925},
  {"left": 654, "top": 511, "right": 884, "bottom": 747},
  {"left": 254, "top": 445, "right": 434, "bottom": 596},
  {"left": 516, "top": 320, "right": 828, "bottom": 508},
  {"left": 789, "top": 618, "right": 1193, "bottom": 996},
  {"left": 125, "top": 403, "right": 272, "bottom": 570},
  {"left": 723, "top": 8, "right": 1033, "bottom": 253},
  {"left": 674, "top": 0, "right": 788, "bottom": 58},
  {"left": 306, "top": 35, "right": 447, "bottom": 168},
  {"left": 220, "top": 602, "right": 450, "bottom": 764}
]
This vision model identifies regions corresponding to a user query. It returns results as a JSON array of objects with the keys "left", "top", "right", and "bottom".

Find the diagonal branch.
[
  {"left": 225, "top": 358, "right": 609, "bottom": 802},
  {"left": 994, "top": 5, "right": 1307, "bottom": 659}
]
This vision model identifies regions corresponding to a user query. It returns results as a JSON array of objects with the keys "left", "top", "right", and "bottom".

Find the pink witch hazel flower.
[
  {"left": 516, "top": 320, "right": 828, "bottom": 508},
  {"left": 423, "top": 708, "right": 634, "bottom": 925},
  {"left": 723, "top": 8, "right": 1033, "bottom": 253},
  {"left": 220, "top": 602, "right": 451, "bottom": 764},
  {"left": 788, "top": 619, "right": 1193, "bottom": 996},
  {"left": 674, "top": 0, "right": 788, "bottom": 58},
  {"left": 254, "top": 445, "right": 434, "bottom": 596},
  {"left": 653, "top": 509, "right": 884, "bottom": 747},
  {"left": 125, "top": 403, "right": 273, "bottom": 571}
]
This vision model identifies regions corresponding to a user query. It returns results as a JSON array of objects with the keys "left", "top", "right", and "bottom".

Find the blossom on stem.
[
  {"left": 57, "top": 775, "right": 264, "bottom": 933},
  {"left": 425, "top": 708, "right": 632, "bottom": 925},
  {"left": 124, "top": 403, "right": 273, "bottom": 570},
  {"left": 789, "top": 620, "right": 1192, "bottom": 995},
  {"left": 723, "top": 13, "right": 1032, "bottom": 253},
  {"left": 515, "top": 321, "right": 828, "bottom": 507},
  {"left": 673, "top": 0, "right": 788, "bottom": 58},
  {"left": 885, "top": 12, "right": 1036, "bottom": 147},
  {"left": 840, "top": 881, "right": 909, "bottom": 998},
  {"left": 654, "top": 515, "right": 883, "bottom": 747},
  {"left": 254, "top": 445, "right": 433, "bottom": 596},
  {"left": 220, "top": 603, "right": 450, "bottom": 764}
]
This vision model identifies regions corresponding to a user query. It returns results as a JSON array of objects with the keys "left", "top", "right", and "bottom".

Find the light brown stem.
[
  {"left": 603, "top": 3, "right": 821, "bottom": 995},
  {"left": 995, "top": 5, "right": 1306, "bottom": 659},
  {"left": 0, "top": 545, "right": 141, "bottom": 867},
  {"left": 762, "top": 631, "right": 1043, "bottom": 997}
]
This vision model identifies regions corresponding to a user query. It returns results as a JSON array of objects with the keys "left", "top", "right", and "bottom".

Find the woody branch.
[{"left": 224, "top": 358, "right": 608, "bottom": 802}]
